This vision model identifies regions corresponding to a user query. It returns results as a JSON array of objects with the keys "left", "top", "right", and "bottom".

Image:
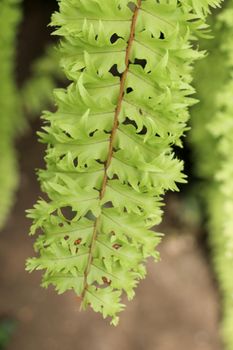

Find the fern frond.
[
  {"left": 27, "top": 0, "right": 222, "bottom": 324},
  {"left": 0, "top": 0, "right": 22, "bottom": 230}
]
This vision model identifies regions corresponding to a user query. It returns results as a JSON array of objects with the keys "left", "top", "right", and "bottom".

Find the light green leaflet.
[{"left": 27, "top": 0, "right": 222, "bottom": 324}]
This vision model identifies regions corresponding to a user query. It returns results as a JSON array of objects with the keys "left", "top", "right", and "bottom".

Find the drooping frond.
[{"left": 27, "top": 0, "right": 222, "bottom": 324}]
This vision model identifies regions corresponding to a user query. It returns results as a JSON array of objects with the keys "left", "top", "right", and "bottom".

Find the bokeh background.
[{"left": 0, "top": 1, "right": 223, "bottom": 349}]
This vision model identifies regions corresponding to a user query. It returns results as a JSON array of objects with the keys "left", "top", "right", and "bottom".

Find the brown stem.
[{"left": 81, "top": 0, "right": 142, "bottom": 299}]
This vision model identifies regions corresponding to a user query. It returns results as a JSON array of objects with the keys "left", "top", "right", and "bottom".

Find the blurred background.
[{"left": 0, "top": 1, "right": 224, "bottom": 349}]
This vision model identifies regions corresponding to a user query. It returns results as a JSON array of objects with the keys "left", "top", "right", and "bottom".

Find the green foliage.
[
  {"left": 21, "top": 45, "right": 64, "bottom": 115},
  {"left": 27, "top": 0, "right": 222, "bottom": 324},
  {"left": 0, "top": 0, "right": 23, "bottom": 230},
  {"left": 0, "top": 7, "right": 62, "bottom": 230},
  {"left": 189, "top": 20, "right": 227, "bottom": 179},
  {"left": 0, "top": 318, "right": 16, "bottom": 350},
  {"left": 190, "top": 3, "right": 233, "bottom": 348},
  {"left": 208, "top": 9, "right": 233, "bottom": 346}
]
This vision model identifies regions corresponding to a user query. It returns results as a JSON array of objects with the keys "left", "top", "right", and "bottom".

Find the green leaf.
[{"left": 27, "top": 0, "right": 222, "bottom": 324}]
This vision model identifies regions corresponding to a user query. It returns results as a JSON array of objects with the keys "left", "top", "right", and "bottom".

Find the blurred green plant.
[
  {"left": 0, "top": 0, "right": 23, "bottom": 230},
  {"left": 0, "top": 3, "right": 61, "bottom": 231},
  {"left": 21, "top": 45, "right": 63, "bottom": 116},
  {"left": 190, "top": 3, "right": 233, "bottom": 349},
  {"left": 0, "top": 317, "right": 16, "bottom": 350}
]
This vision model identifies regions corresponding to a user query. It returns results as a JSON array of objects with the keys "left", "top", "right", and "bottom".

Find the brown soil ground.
[{"left": 0, "top": 124, "right": 223, "bottom": 350}]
